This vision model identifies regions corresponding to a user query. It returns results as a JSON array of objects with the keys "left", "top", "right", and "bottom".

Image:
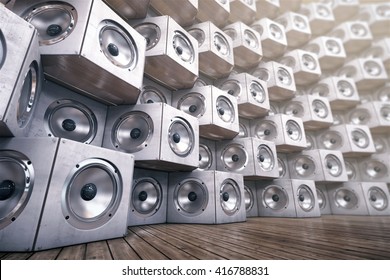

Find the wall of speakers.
[
  {"left": 228, "top": 0, "right": 256, "bottom": 25},
  {"left": 315, "top": 184, "right": 332, "bottom": 215},
  {"left": 196, "top": 0, "right": 230, "bottom": 28},
  {"left": 103, "top": 0, "right": 151, "bottom": 20},
  {"left": 0, "top": 6, "right": 42, "bottom": 137},
  {"left": 357, "top": 3, "right": 390, "bottom": 37},
  {"left": 244, "top": 181, "right": 258, "bottom": 217},
  {"left": 132, "top": 15, "right": 198, "bottom": 90},
  {"left": 128, "top": 168, "right": 168, "bottom": 226},
  {"left": 198, "top": 137, "right": 216, "bottom": 171},
  {"left": 137, "top": 76, "right": 172, "bottom": 105},
  {"left": 299, "top": 3, "right": 335, "bottom": 36},
  {"left": 361, "top": 182, "right": 390, "bottom": 216},
  {"left": 276, "top": 11, "right": 311, "bottom": 48},
  {"left": 13, "top": 0, "right": 146, "bottom": 105},
  {"left": 149, "top": 0, "right": 197, "bottom": 27},
  {"left": 28, "top": 80, "right": 107, "bottom": 146},
  {"left": 103, "top": 103, "right": 199, "bottom": 171}
]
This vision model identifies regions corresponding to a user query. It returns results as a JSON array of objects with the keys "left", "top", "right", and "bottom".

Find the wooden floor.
[{"left": 2, "top": 215, "right": 390, "bottom": 260}]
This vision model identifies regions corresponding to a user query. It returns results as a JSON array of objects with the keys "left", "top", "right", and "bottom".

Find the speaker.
[
  {"left": 315, "top": 184, "right": 332, "bottom": 215},
  {"left": 103, "top": 0, "right": 150, "bottom": 20},
  {"left": 103, "top": 103, "right": 199, "bottom": 171},
  {"left": 255, "top": 0, "right": 280, "bottom": 20},
  {"left": 187, "top": 21, "right": 234, "bottom": 79},
  {"left": 215, "top": 72, "right": 270, "bottom": 119},
  {"left": 358, "top": 154, "right": 390, "bottom": 183},
  {"left": 198, "top": 137, "right": 217, "bottom": 171},
  {"left": 0, "top": 6, "right": 42, "bottom": 137},
  {"left": 172, "top": 85, "right": 239, "bottom": 140},
  {"left": 250, "top": 113, "right": 307, "bottom": 152},
  {"left": 33, "top": 138, "right": 134, "bottom": 251},
  {"left": 222, "top": 21, "right": 262, "bottom": 69},
  {"left": 362, "top": 38, "right": 390, "bottom": 71},
  {"left": 373, "top": 83, "right": 390, "bottom": 103},
  {"left": 244, "top": 181, "right": 258, "bottom": 217},
  {"left": 304, "top": 130, "right": 318, "bottom": 150},
  {"left": 137, "top": 76, "right": 172, "bottom": 105},
  {"left": 331, "top": 110, "right": 346, "bottom": 126},
  {"left": 308, "top": 76, "right": 360, "bottom": 110},
  {"left": 216, "top": 137, "right": 279, "bottom": 180},
  {"left": 250, "top": 18, "right": 287, "bottom": 59},
  {"left": 316, "top": 124, "right": 376, "bottom": 157},
  {"left": 196, "top": 0, "right": 230, "bottom": 28},
  {"left": 275, "top": 11, "right": 311, "bottom": 48},
  {"left": 149, "top": 0, "right": 197, "bottom": 27},
  {"left": 361, "top": 182, "right": 390, "bottom": 216},
  {"left": 343, "top": 157, "right": 361, "bottom": 182},
  {"left": 228, "top": 0, "right": 256, "bottom": 25},
  {"left": 251, "top": 61, "right": 296, "bottom": 101},
  {"left": 277, "top": 153, "right": 290, "bottom": 179},
  {"left": 291, "top": 179, "right": 321, "bottom": 218},
  {"left": 299, "top": 3, "right": 335, "bottom": 36},
  {"left": 128, "top": 168, "right": 168, "bottom": 226},
  {"left": 237, "top": 117, "right": 251, "bottom": 139},
  {"left": 0, "top": 137, "right": 58, "bottom": 252},
  {"left": 13, "top": 0, "right": 146, "bottom": 105},
  {"left": 27, "top": 80, "right": 107, "bottom": 146},
  {"left": 327, "top": 0, "right": 359, "bottom": 22},
  {"left": 281, "top": 95, "right": 333, "bottom": 131},
  {"left": 372, "top": 133, "right": 390, "bottom": 154},
  {"left": 327, "top": 182, "right": 369, "bottom": 215},
  {"left": 167, "top": 170, "right": 246, "bottom": 224},
  {"left": 357, "top": 3, "right": 390, "bottom": 36}
]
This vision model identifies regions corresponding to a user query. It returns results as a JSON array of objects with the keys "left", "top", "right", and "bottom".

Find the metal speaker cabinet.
[
  {"left": 223, "top": 21, "right": 262, "bottom": 70},
  {"left": 0, "top": 137, "right": 58, "bottom": 252},
  {"left": 228, "top": 0, "right": 256, "bottom": 25},
  {"left": 237, "top": 117, "right": 251, "bottom": 139},
  {"left": 244, "top": 181, "right": 258, "bottom": 217},
  {"left": 28, "top": 80, "right": 107, "bottom": 146},
  {"left": 13, "top": 0, "right": 146, "bottom": 105},
  {"left": 275, "top": 11, "right": 311, "bottom": 48},
  {"left": 299, "top": 3, "right": 335, "bottom": 36},
  {"left": 132, "top": 16, "right": 198, "bottom": 90},
  {"left": 103, "top": 103, "right": 199, "bottom": 171},
  {"left": 372, "top": 133, "right": 390, "bottom": 154},
  {"left": 315, "top": 184, "right": 332, "bottom": 215},
  {"left": 304, "top": 131, "right": 318, "bottom": 150},
  {"left": 216, "top": 137, "right": 279, "bottom": 180},
  {"left": 361, "top": 182, "right": 390, "bottom": 216},
  {"left": 172, "top": 85, "right": 239, "bottom": 140},
  {"left": 327, "top": 182, "right": 369, "bottom": 215},
  {"left": 291, "top": 179, "right": 321, "bottom": 218},
  {"left": 187, "top": 21, "right": 234, "bottom": 79},
  {"left": 277, "top": 153, "right": 290, "bottom": 179},
  {"left": 137, "top": 76, "right": 172, "bottom": 105},
  {"left": 327, "top": 0, "right": 359, "bottom": 22},
  {"left": 0, "top": 6, "right": 42, "bottom": 137},
  {"left": 128, "top": 168, "right": 168, "bottom": 226},
  {"left": 149, "top": 0, "right": 197, "bottom": 27},
  {"left": 358, "top": 154, "right": 390, "bottom": 183},
  {"left": 103, "top": 0, "right": 151, "bottom": 20},
  {"left": 343, "top": 157, "right": 361, "bottom": 182},
  {"left": 251, "top": 61, "right": 296, "bottom": 101},
  {"left": 215, "top": 73, "right": 270, "bottom": 119},
  {"left": 357, "top": 3, "right": 390, "bottom": 36},
  {"left": 251, "top": 18, "right": 287, "bottom": 59},
  {"left": 196, "top": 0, "right": 230, "bottom": 28},
  {"left": 198, "top": 137, "right": 217, "bottom": 171},
  {"left": 250, "top": 114, "right": 307, "bottom": 152},
  {"left": 34, "top": 139, "right": 134, "bottom": 251},
  {"left": 348, "top": 101, "right": 390, "bottom": 134},
  {"left": 255, "top": 0, "right": 280, "bottom": 20}
]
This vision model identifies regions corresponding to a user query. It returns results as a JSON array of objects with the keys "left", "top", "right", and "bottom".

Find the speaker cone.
[
  {"left": 254, "top": 120, "right": 277, "bottom": 140},
  {"left": 373, "top": 136, "right": 387, "bottom": 153},
  {"left": 134, "top": 23, "right": 160, "bottom": 51},
  {"left": 173, "top": 179, "right": 208, "bottom": 216},
  {"left": 368, "top": 186, "right": 388, "bottom": 211},
  {"left": 112, "top": 111, "right": 153, "bottom": 153},
  {"left": 140, "top": 86, "right": 167, "bottom": 104},
  {"left": 305, "top": 134, "right": 315, "bottom": 150},
  {"left": 277, "top": 67, "right": 293, "bottom": 86},
  {"left": 312, "top": 99, "right": 329, "bottom": 119},
  {"left": 337, "top": 80, "right": 355, "bottom": 97},
  {"left": 243, "top": 29, "right": 259, "bottom": 49},
  {"left": 277, "top": 156, "right": 287, "bottom": 177},
  {"left": 188, "top": 28, "right": 205, "bottom": 47},
  {"left": 198, "top": 144, "right": 213, "bottom": 170},
  {"left": 285, "top": 120, "right": 302, "bottom": 141},
  {"left": 269, "top": 23, "right": 283, "bottom": 39},
  {"left": 344, "top": 159, "right": 357, "bottom": 180},
  {"left": 244, "top": 185, "right": 254, "bottom": 212},
  {"left": 320, "top": 131, "right": 343, "bottom": 149},
  {"left": 351, "top": 128, "right": 370, "bottom": 148},
  {"left": 349, "top": 108, "right": 370, "bottom": 125},
  {"left": 0, "top": 30, "right": 5, "bottom": 70},
  {"left": 168, "top": 117, "right": 194, "bottom": 157},
  {"left": 173, "top": 31, "right": 194, "bottom": 63},
  {"left": 380, "top": 105, "right": 390, "bottom": 122},
  {"left": 62, "top": 158, "right": 122, "bottom": 230},
  {"left": 221, "top": 143, "right": 248, "bottom": 171},
  {"left": 293, "top": 15, "right": 308, "bottom": 29},
  {"left": 283, "top": 102, "right": 304, "bottom": 117},
  {"left": 252, "top": 68, "right": 270, "bottom": 82},
  {"left": 377, "top": 86, "right": 390, "bottom": 102},
  {"left": 351, "top": 23, "right": 368, "bottom": 37},
  {"left": 132, "top": 177, "right": 162, "bottom": 216},
  {"left": 326, "top": 39, "right": 341, "bottom": 54},
  {"left": 376, "top": 5, "right": 390, "bottom": 17},
  {"left": 364, "top": 60, "right": 382, "bottom": 76},
  {"left": 213, "top": 32, "right": 230, "bottom": 56},
  {"left": 224, "top": 28, "right": 237, "bottom": 41},
  {"left": 177, "top": 93, "right": 206, "bottom": 118},
  {"left": 294, "top": 156, "right": 316, "bottom": 177},
  {"left": 317, "top": 4, "right": 331, "bottom": 17},
  {"left": 297, "top": 184, "right": 315, "bottom": 212},
  {"left": 364, "top": 160, "right": 387, "bottom": 179},
  {"left": 325, "top": 154, "right": 343, "bottom": 177},
  {"left": 257, "top": 144, "right": 275, "bottom": 171},
  {"left": 0, "top": 151, "right": 34, "bottom": 230},
  {"left": 249, "top": 81, "right": 266, "bottom": 103},
  {"left": 216, "top": 96, "right": 235, "bottom": 123},
  {"left": 263, "top": 185, "right": 288, "bottom": 210},
  {"left": 310, "top": 84, "right": 329, "bottom": 97},
  {"left": 220, "top": 179, "right": 241, "bottom": 215},
  {"left": 220, "top": 80, "right": 241, "bottom": 98},
  {"left": 334, "top": 188, "right": 358, "bottom": 209},
  {"left": 302, "top": 54, "right": 318, "bottom": 71},
  {"left": 44, "top": 99, "right": 97, "bottom": 144},
  {"left": 316, "top": 187, "right": 326, "bottom": 210}
]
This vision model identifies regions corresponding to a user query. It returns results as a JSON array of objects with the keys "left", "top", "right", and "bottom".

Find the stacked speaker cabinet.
[
  {"left": 103, "top": 103, "right": 199, "bottom": 171},
  {"left": 228, "top": 0, "right": 256, "bottom": 25},
  {"left": 277, "top": 153, "right": 290, "bottom": 179},
  {"left": 244, "top": 181, "right": 258, "bottom": 217},
  {"left": 291, "top": 179, "right": 321, "bottom": 218},
  {"left": 361, "top": 182, "right": 390, "bottom": 216},
  {"left": 315, "top": 184, "right": 332, "bottom": 215},
  {"left": 299, "top": 2, "right": 335, "bottom": 36},
  {"left": 13, "top": 0, "right": 146, "bottom": 105},
  {"left": 137, "top": 76, "right": 172, "bottom": 105},
  {"left": 275, "top": 11, "right": 311, "bottom": 48},
  {"left": 196, "top": 0, "right": 230, "bottom": 28},
  {"left": 0, "top": 6, "right": 42, "bottom": 137},
  {"left": 149, "top": 0, "right": 198, "bottom": 27},
  {"left": 128, "top": 168, "right": 168, "bottom": 226},
  {"left": 358, "top": 154, "right": 390, "bottom": 183},
  {"left": 198, "top": 137, "right": 216, "bottom": 171},
  {"left": 103, "top": 0, "right": 151, "bottom": 20},
  {"left": 326, "top": 183, "right": 369, "bottom": 215},
  {"left": 357, "top": 3, "right": 390, "bottom": 37}
]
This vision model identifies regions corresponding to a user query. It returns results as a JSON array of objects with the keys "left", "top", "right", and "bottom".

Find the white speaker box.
[
  {"left": 137, "top": 76, "right": 172, "bottom": 105},
  {"left": 228, "top": 0, "right": 256, "bottom": 25},
  {"left": 150, "top": 0, "right": 197, "bottom": 27},
  {"left": 196, "top": 0, "right": 230, "bottom": 28},
  {"left": 299, "top": 3, "right": 335, "bottom": 36},
  {"left": 198, "top": 137, "right": 217, "bottom": 171},
  {"left": 275, "top": 11, "right": 311, "bottom": 48},
  {"left": 358, "top": 154, "right": 390, "bottom": 183},
  {"left": 244, "top": 181, "right": 258, "bottom": 217},
  {"left": 291, "top": 179, "right": 321, "bottom": 218},
  {"left": 361, "top": 182, "right": 390, "bottom": 216},
  {"left": 103, "top": 0, "right": 150, "bottom": 20},
  {"left": 315, "top": 184, "right": 332, "bottom": 215},
  {"left": 362, "top": 38, "right": 390, "bottom": 71},
  {"left": 327, "top": 182, "right": 369, "bottom": 215}
]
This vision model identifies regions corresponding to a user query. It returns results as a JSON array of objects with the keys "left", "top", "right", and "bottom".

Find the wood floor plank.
[
  {"left": 28, "top": 248, "right": 61, "bottom": 260},
  {"left": 56, "top": 244, "right": 86, "bottom": 260},
  {"left": 85, "top": 241, "right": 112, "bottom": 260},
  {"left": 107, "top": 238, "right": 140, "bottom": 260},
  {"left": 2, "top": 253, "right": 33, "bottom": 260}
]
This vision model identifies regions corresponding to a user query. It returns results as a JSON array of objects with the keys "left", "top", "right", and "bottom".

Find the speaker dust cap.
[
  {"left": 220, "top": 179, "right": 241, "bottom": 215},
  {"left": 368, "top": 187, "right": 388, "bottom": 211},
  {"left": 263, "top": 185, "right": 288, "bottom": 211},
  {"left": 174, "top": 179, "right": 208, "bottom": 216},
  {"left": 168, "top": 117, "right": 195, "bottom": 157},
  {"left": 132, "top": 178, "right": 162, "bottom": 216},
  {"left": 334, "top": 188, "right": 358, "bottom": 209},
  {"left": 177, "top": 93, "right": 206, "bottom": 118},
  {"left": 297, "top": 184, "right": 315, "bottom": 212}
]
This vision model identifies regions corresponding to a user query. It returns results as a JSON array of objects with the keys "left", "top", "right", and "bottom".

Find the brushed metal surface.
[
  {"left": 196, "top": 0, "right": 230, "bottom": 27},
  {"left": 103, "top": 0, "right": 150, "bottom": 20},
  {"left": 276, "top": 11, "right": 311, "bottom": 48},
  {"left": 150, "top": 0, "right": 197, "bottom": 27}
]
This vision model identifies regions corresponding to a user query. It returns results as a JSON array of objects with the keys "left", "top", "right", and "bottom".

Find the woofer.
[
  {"left": 351, "top": 128, "right": 370, "bottom": 148},
  {"left": 285, "top": 120, "right": 302, "bottom": 141},
  {"left": 364, "top": 160, "right": 388, "bottom": 180},
  {"left": 216, "top": 96, "right": 235, "bottom": 123},
  {"left": 278, "top": 157, "right": 287, "bottom": 177},
  {"left": 325, "top": 154, "right": 343, "bottom": 177},
  {"left": 351, "top": 23, "right": 368, "bottom": 37},
  {"left": 349, "top": 108, "right": 370, "bottom": 125},
  {"left": 221, "top": 143, "right": 248, "bottom": 171},
  {"left": 177, "top": 93, "right": 206, "bottom": 118},
  {"left": 249, "top": 81, "right": 266, "bottom": 103},
  {"left": 244, "top": 185, "right": 254, "bottom": 212},
  {"left": 312, "top": 99, "right": 329, "bottom": 118},
  {"left": 263, "top": 185, "right": 288, "bottom": 210},
  {"left": 294, "top": 156, "right": 316, "bottom": 177},
  {"left": 257, "top": 144, "right": 275, "bottom": 171},
  {"left": 368, "top": 186, "right": 388, "bottom": 211},
  {"left": 173, "top": 31, "right": 194, "bottom": 63},
  {"left": 254, "top": 120, "right": 277, "bottom": 140},
  {"left": 198, "top": 144, "right": 213, "bottom": 171},
  {"left": 364, "top": 60, "right": 382, "bottom": 76},
  {"left": 334, "top": 188, "right": 358, "bottom": 209},
  {"left": 173, "top": 179, "right": 208, "bottom": 216},
  {"left": 337, "top": 80, "right": 355, "bottom": 97},
  {"left": 296, "top": 184, "right": 315, "bottom": 212},
  {"left": 326, "top": 39, "right": 341, "bottom": 54},
  {"left": 316, "top": 187, "right": 326, "bottom": 210},
  {"left": 188, "top": 28, "right": 205, "bottom": 47},
  {"left": 302, "top": 54, "right": 318, "bottom": 70},
  {"left": 243, "top": 29, "right": 259, "bottom": 49},
  {"left": 213, "top": 32, "right": 230, "bottom": 56},
  {"left": 220, "top": 179, "right": 241, "bottom": 216},
  {"left": 139, "top": 86, "right": 167, "bottom": 104},
  {"left": 168, "top": 117, "right": 194, "bottom": 157},
  {"left": 269, "top": 23, "right": 283, "bottom": 39},
  {"left": 134, "top": 23, "right": 161, "bottom": 51},
  {"left": 294, "top": 14, "right": 308, "bottom": 29},
  {"left": 220, "top": 80, "right": 242, "bottom": 98},
  {"left": 320, "top": 131, "right": 343, "bottom": 149},
  {"left": 132, "top": 178, "right": 162, "bottom": 216},
  {"left": 380, "top": 105, "right": 390, "bottom": 121},
  {"left": 277, "top": 67, "right": 293, "bottom": 85},
  {"left": 284, "top": 102, "right": 304, "bottom": 117},
  {"left": 310, "top": 84, "right": 329, "bottom": 97}
]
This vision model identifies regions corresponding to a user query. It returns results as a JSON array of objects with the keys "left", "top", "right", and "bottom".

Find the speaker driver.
[
  {"left": 221, "top": 143, "right": 248, "bottom": 171},
  {"left": 243, "top": 29, "right": 259, "bottom": 49},
  {"left": 335, "top": 189, "right": 358, "bottom": 209},
  {"left": 344, "top": 159, "right": 357, "bottom": 180},
  {"left": 99, "top": 20, "right": 137, "bottom": 69},
  {"left": 351, "top": 129, "right": 370, "bottom": 148},
  {"left": 134, "top": 23, "right": 161, "bottom": 51},
  {"left": 220, "top": 80, "right": 242, "bottom": 98},
  {"left": 316, "top": 187, "right": 326, "bottom": 210},
  {"left": 198, "top": 144, "right": 213, "bottom": 170},
  {"left": 317, "top": 4, "right": 331, "bottom": 17},
  {"left": 351, "top": 23, "right": 368, "bottom": 37},
  {"left": 283, "top": 102, "right": 304, "bottom": 117},
  {"left": 376, "top": 5, "right": 390, "bottom": 17},
  {"left": 62, "top": 158, "right": 122, "bottom": 230},
  {"left": 326, "top": 39, "right": 341, "bottom": 54},
  {"left": 364, "top": 160, "right": 387, "bottom": 179},
  {"left": 168, "top": 117, "right": 194, "bottom": 157},
  {"left": 238, "top": 123, "right": 248, "bottom": 138},
  {"left": 244, "top": 185, "right": 254, "bottom": 212},
  {"left": 263, "top": 185, "right": 288, "bottom": 210},
  {"left": 321, "top": 131, "right": 343, "bottom": 149},
  {"left": 364, "top": 61, "right": 382, "bottom": 76},
  {"left": 277, "top": 157, "right": 287, "bottom": 177},
  {"left": 177, "top": 93, "right": 206, "bottom": 118},
  {"left": 213, "top": 32, "right": 230, "bottom": 56},
  {"left": 17, "top": 61, "right": 39, "bottom": 129},
  {"left": 285, "top": 120, "right": 302, "bottom": 141},
  {"left": 349, "top": 108, "right": 370, "bottom": 125},
  {"left": 310, "top": 84, "right": 329, "bottom": 97},
  {"left": 253, "top": 68, "right": 270, "bottom": 82},
  {"left": 380, "top": 105, "right": 390, "bottom": 122},
  {"left": 325, "top": 154, "right": 343, "bottom": 177},
  {"left": 220, "top": 179, "right": 241, "bottom": 215},
  {"left": 249, "top": 81, "right": 266, "bottom": 104},
  {"left": 337, "top": 80, "right": 355, "bottom": 97},
  {"left": 132, "top": 178, "right": 162, "bottom": 216},
  {"left": 377, "top": 87, "right": 390, "bottom": 102},
  {"left": 368, "top": 187, "right": 388, "bottom": 211},
  {"left": 269, "top": 23, "right": 283, "bottom": 39},
  {"left": 277, "top": 67, "right": 293, "bottom": 86},
  {"left": 23, "top": 3, "right": 77, "bottom": 45},
  {"left": 140, "top": 86, "right": 167, "bottom": 104},
  {"left": 254, "top": 120, "right": 277, "bottom": 141},
  {"left": 297, "top": 184, "right": 315, "bottom": 212},
  {"left": 188, "top": 29, "right": 205, "bottom": 47},
  {"left": 257, "top": 144, "right": 275, "bottom": 171},
  {"left": 294, "top": 156, "right": 316, "bottom": 177},
  {"left": 374, "top": 137, "right": 387, "bottom": 153},
  {"left": 312, "top": 99, "right": 329, "bottom": 119},
  {"left": 0, "top": 30, "right": 5, "bottom": 69},
  {"left": 44, "top": 99, "right": 97, "bottom": 144},
  {"left": 173, "top": 31, "right": 194, "bottom": 63},
  {"left": 174, "top": 179, "right": 208, "bottom": 216},
  {"left": 293, "top": 15, "right": 308, "bottom": 29},
  {"left": 112, "top": 111, "right": 153, "bottom": 153},
  {"left": 0, "top": 151, "right": 34, "bottom": 230},
  {"left": 305, "top": 134, "right": 315, "bottom": 150},
  {"left": 216, "top": 96, "right": 235, "bottom": 123},
  {"left": 302, "top": 54, "right": 318, "bottom": 70}
]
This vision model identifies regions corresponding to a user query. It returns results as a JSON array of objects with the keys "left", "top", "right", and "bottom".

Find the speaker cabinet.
[
  {"left": 244, "top": 181, "right": 258, "bottom": 217},
  {"left": 222, "top": 22, "right": 262, "bottom": 69},
  {"left": 361, "top": 182, "right": 390, "bottom": 216},
  {"left": 362, "top": 38, "right": 390, "bottom": 72},
  {"left": 172, "top": 85, "right": 239, "bottom": 140},
  {"left": 132, "top": 16, "right": 198, "bottom": 90},
  {"left": 357, "top": 3, "right": 390, "bottom": 36},
  {"left": 228, "top": 0, "right": 256, "bottom": 25},
  {"left": 27, "top": 80, "right": 107, "bottom": 146},
  {"left": 251, "top": 18, "right": 287, "bottom": 59},
  {"left": 299, "top": 3, "right": 335, "bottom": 36},
  {"left": 250, "top": 114, "right": 307, "bottom": 152},
  {"left": 315, "top": 184, "right": 332, "bottom": 215},
  {"left": 13, "top": 0, "right": 146, "bottom": 106},
  {"left": 275, "top": 11, "right": 311, "bottom": 48},
  {"left": 137, "top": 76, "right": 172, "bottom": 105},
  {"left": 0, "top": 6, "right": 42, "bottom": 137},
  {"left": 216, "top": 137, "right": 279, "bottom": 180},
  {"left": 327, "top": 182, "right": 369, "bottom": 215},
  {"left": 343, "top": 157, "right": 361, "bottom": 182},
  {"left": 167, "top": 170, "right": 246, "bottom": 224},
  {"left": 251, "top": 61, "right": 296, "bottom": 101},
  {"left": 304, "top": 131, "right": 318, "bottom": 150},
  {"left": 103, "top": 0, "right": 150, "bottom": 20},
  {"left": 215, "top": 73, "right": 270, "bottom": 119},
  {"left": 128, "top": 168, "right": 168, "bottom": 226},
  {"left": 277, "top": 153, "right": 290, "bottom": 179},
  {"left": 196, "top": 0, "right": 229, "bottom": 28},
  {"left": 0, "top": 137, "right": 58, "bottom": 252},
  {"left": 308, "top": 76, "right": 360, "bottom": 110},
  {"left": 373, "top": 83, "right": 390, "bottom": 103},
  {"left": 34, "top": 138, "right": 134, "bottom": 251},
  {"left": 358, "top": 154, "right": 390, "bottom": 183},
  {"left": 328, "top": 0, "right": 359, "bottom": 22},
  {"left": 237, "top": 117, "right": 251, "bottom": 139},
  {"left": 198, "top": 137, "right": 217, "bottom": 171},
  {"left": 316, "top": 124, "right": 376, "bottom": 157},
  {"left": 256, "top": 0, "right": 280, "bottom": 20},
  {"left": 103, "top": 103, "right": 199, "bottom": 171},
  {"left": 149, "top": 0, "right": 197, "bottom": 27},
  {"left": 348, "top": 101, "right": 390, "bottom": 134},
  {"left": 291, "top": 179, "right": 321, "bottom": 218},
  {"left": 372, "top": 133, "right": 390, "bottom": 154},
  {"left": 281, "top": 95, "right": 333, "bottom": 131}
]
